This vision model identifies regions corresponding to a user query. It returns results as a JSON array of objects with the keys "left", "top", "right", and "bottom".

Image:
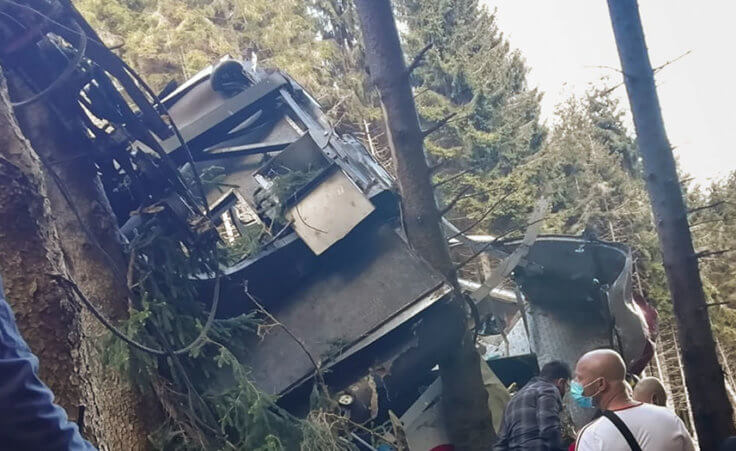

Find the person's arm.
[
  {"left": 0, "top": 275, "right": 96, "bottom": 450},
  {"left": 574, "top": 424, "right": 602, "bottom": 451},
  {"left": 537, "top": 387, "right": 564, "bottom": 450},
  {"left": 672, "top": 414, "right": 696, "bottom": 451},
  {"left": 493, "top": 405, "right": 511, "bottom": 450}
]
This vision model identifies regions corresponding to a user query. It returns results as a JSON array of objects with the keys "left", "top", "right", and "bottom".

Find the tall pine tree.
[{"left": 396, "top": 0, "right": 546, "bottom": 234}]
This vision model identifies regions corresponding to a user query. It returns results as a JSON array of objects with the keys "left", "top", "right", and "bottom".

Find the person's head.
[
  {"left": 540, "top": 360, "right": 572, "bottom": 396},
  {"left": 633, "top": 377, "right": 667, "bottom": 406},
  {"left": 572, "top": 349, "right": 628, "bottom": 409}
]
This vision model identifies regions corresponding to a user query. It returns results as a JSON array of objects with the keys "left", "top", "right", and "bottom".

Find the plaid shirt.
[{"left": 494, "top": 377, "right": 565, "bottom": 451}]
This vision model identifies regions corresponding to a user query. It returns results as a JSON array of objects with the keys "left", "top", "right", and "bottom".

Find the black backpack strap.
[{"left": 602, "top": 410, "right": 643, "bottom": 451}]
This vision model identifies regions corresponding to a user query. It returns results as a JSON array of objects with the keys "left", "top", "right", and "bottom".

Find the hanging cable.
[
  {"left": 10, "top": 19, "right": 87, "bottom": 107},
  {"left": 116, "top": 57, "right": 210, "bottom": 215},
  {"left": 4, "top": 1, "right": 225, "bottom": 357},
  {"left": 39, "top": 151, "right": 223, "bottom": 357},
  {"left": 54, "top": 272, "right": 221, "bottom": 356}
]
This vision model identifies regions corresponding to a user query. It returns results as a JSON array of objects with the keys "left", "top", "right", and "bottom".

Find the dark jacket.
[{"left": 0, "top": 274, "right": 96, "bottom": 450}]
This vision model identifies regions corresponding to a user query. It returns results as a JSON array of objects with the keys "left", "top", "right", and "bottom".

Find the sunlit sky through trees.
[{"left": 486, "top": 0, "right": 736, "bottom": 186}]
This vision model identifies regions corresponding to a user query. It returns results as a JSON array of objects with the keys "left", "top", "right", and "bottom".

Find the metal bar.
[
  {"left": 159, "top": 73, "right": 288, "bottom": 155},
  {"left": 197, "top": 141, "right": 292, "bottom": 161}
]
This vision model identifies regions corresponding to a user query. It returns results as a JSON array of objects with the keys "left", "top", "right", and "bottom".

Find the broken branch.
[{"left": 406, "top": 42, "right": 433, "bottom": 75}]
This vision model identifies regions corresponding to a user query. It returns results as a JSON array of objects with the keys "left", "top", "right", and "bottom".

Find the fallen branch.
[{"left": 406, "top": 42, "right": 433, "bottom": 75}]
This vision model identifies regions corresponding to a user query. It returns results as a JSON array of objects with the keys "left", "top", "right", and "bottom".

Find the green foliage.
[
  {"left": 687, "top": 171, "right": 736, "bottom": 370},
  {"left": 76, "top": 0, "right": 336, "bottom": 96},
  {"left": 267, "top": 168, "right": 321, "bottom": 207},
  {"left": 395, "top": 0, "right": 546, "bottom": 233},
  {"left": 100, "top": 213, "right": 349, "bottom": 449},
  {"left": 219, "top": 223, "right": 265, "bottom": 265}
]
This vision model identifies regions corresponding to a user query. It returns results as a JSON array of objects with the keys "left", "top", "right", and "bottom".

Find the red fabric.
[
  {"left": 569, "top": 442, "right": 576, "bottom": 451},
  {"left": 430, "top": 446, "right": 454, "bottom": 451},
  {"left": 629, "top": 337, "right": 655, "bottom": 375},
  {"left": 628, "top": 292, "right": 658, "bottom": 374},
  {"left": 633, "top": 292, "right": 658, "bottom": 339}
]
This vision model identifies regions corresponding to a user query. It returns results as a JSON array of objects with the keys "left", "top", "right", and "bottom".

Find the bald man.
[
  {"left": 633, "top": 377, "right": 667, "bottom": 407},
  {"left": 572, "top": 350, "right": 694, "bottom": 451}
]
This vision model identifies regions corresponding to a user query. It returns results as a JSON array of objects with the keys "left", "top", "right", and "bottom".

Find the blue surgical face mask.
[{"left": 570, "top": 379, "right": 599, "bottom": 408}]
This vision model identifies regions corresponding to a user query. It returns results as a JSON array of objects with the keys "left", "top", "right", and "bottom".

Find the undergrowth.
[{"left": 103, "top": 213, "right": 355, "bottom": 450}]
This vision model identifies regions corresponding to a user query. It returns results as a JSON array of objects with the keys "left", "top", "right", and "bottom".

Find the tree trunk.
[
  {"left": 0, "top": 71, "right": 156, "bottom": 449},
  {"left": 606, "top": 1, "right": 735, "bottom": 447},
  {"left": 0, "top": 69, "right": 85, "bottom": 432},
  {"left": 354, "top": 1, "right": 494, "bottom": 449}
]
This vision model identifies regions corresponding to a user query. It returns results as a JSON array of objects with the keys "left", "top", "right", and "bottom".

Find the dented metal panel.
[
  {"left": 239, "top": 222, "right": 445, "bottom": 395},
  {"left": 287, "top": 170, "right": 375, "bottom": 255}
]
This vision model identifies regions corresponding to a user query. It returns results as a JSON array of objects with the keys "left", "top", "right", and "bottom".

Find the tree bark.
[
  {"left": 0, "top": 70, "right": 85, "bottom": 430},
  {"left": 606, "top": 1, "right": 735, "bottom": 447},
  {"left": 1, "top": 71, "right": 156, "bottom": 449},
  {"left": 355, "top": 1, "right": 494, "bottom": 449}
]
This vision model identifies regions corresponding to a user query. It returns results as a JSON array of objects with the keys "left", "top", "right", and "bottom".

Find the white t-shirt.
[{"left": 576, "top": 403, "right": 696, "bottom": 451}]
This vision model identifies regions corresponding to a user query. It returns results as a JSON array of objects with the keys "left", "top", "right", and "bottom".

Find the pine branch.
[
  {"left": 422, "top": 112, "right": 458, "bottom": 138},
  {"left": 694, "top": 248, "right": 734, "bottom": 259},
  {"left": 447, "top": 189, "right": 518, "bottom": 240},
  {"left": 690, "top": 217, "right": 733, "bottom": 227},
  {"left": 439, "top": 185, "right": 473, "bottom": 216},
  {"left": 688, "top": 200, "right": 732, "bottom": 214},
  {"left": 433, "top": 169, "right": 472, "bottom": 189},
  {"left": 653, "top": 50, "right": 693, "bottom": 74},
  {"left": 585, "top": 64, "right": 624, "bottom": 74},
  {"left": 406, "top": 42, "right": 433, "bottom": 75},
  {"left": 454, "top": 217, "right": 546, "bottom": 270},
  {"left": 413, "top": 86, "right": 431, "bottom": 99},
  {"left": 428, "top": 160, "right": 448, "bottom": 174}
]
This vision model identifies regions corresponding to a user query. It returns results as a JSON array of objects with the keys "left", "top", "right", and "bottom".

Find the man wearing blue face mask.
[
  {"left": 572, "top": 349, "right": 694, "bottom": 451},
  {"left": 495, "top": 360, "right": 571, "bottom": 450}
]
